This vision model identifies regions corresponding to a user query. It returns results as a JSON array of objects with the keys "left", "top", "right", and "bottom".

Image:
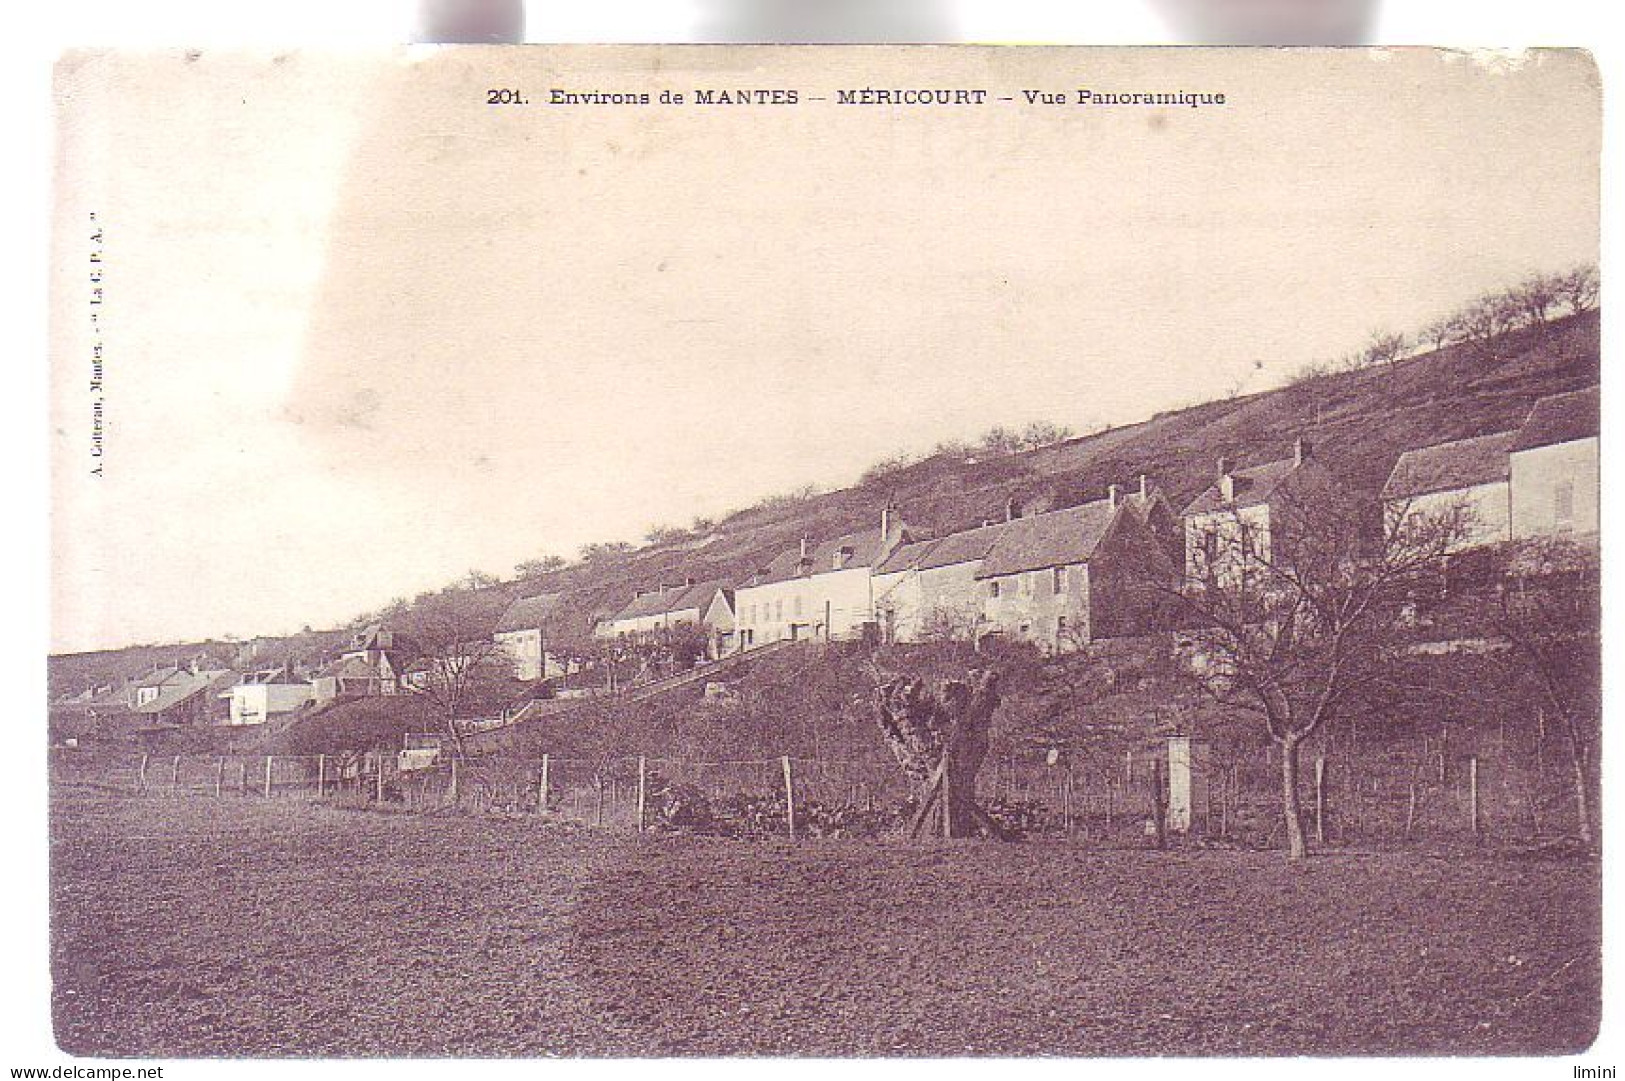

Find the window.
[
  {"left": 775, "top": 599, "right": 784, "bottom": 621},
  {"left": 1056, "top": 615, "right": 1068, "bottom": 637},
  {"left": 1022, "top": 572, "right": 1037, "bottom": 598},
  {"left": 1554, "top": 480, "right": 1575, "bottom": 531},
  {"left": 793, "top": 595, "right": 803, "bottom": 617},
  {"left": 989, "top": 580, "right": 1001, "bottom": 599},
  {"left": 1053, "top": 566, "right": 1067, "bottom": 594}
]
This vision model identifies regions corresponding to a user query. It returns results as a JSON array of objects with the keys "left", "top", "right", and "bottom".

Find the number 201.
[{"left": 488, "top": 89, "right": 525, "bottom": 105}]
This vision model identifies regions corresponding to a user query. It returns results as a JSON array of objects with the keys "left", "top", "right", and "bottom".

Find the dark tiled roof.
[
  {"left": 745, "top": 526, "right": 904, "bottom": 588},
  {"left": 1382, "top": 431, "right": 1514, "bottom": 500},
  {"left": 1181, "top": 458, "right": 1301, "bottom": 517},
  {"left": 876, "top": 521, "right": 1010, "bottom": 575},
  {"left": 975, "top": 500, "right": 1118, "bottom": 579},
  {"left": 495, "top": 592, "right": 566, "bottom": 633},
  {"left": 132, "top": 669, "right": 237, "bottom": 715},
  {"left": 608, "top": 579, "right": 730, "bottom": 622},
  {"left": 1511, "top": 386, "right": 1600, "bottom": 453}
]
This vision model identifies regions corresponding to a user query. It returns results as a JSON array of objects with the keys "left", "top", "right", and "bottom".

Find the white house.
[
  {"left": 596, "top": 578, "right": 731, "bottom": 641},
  {"left": 1508, "top": 386, "right": 1599, "bottom": 543},
  {"left": 734, "top": 507, "right": 909, "bottom": 649},
  {"left": 222, "top": 671, "right": 315, "bottom": 727},
  {"left": 1381, "top": 430, "right": 1515, "bottom": 550},
  {"left": 1181, "top": 440, "right": 1334, "bottom": 587},
  {"left": 493, "top": 592, "right": 567, "bottom": 682}
]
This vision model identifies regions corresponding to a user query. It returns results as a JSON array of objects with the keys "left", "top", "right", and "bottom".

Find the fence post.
[
  {"left": 171, "top": 755, "right": 182, "bottom": 794},
  {"left": 317, "top": 754, "right": 326, "bottom": 797},
  {"left": 1063, "top": 761, "right": 1074, "bottom": 836},
  {"left": 239, "top": 759, "right": 248, "bottom": 796},
  {"left": 263, "top": 756, "right": 274, "bottom": 799},
  {"left": 1314, "top": 756, "right": 1327, "bottom": 845},
  {"left": 215, "top": 757, "right": 225, "bottom": 798},
  {"left": 636, "top": 755, "right": 648, "bottom": 833},
  {"left": 782, "top": 755, "right": 798, "bottom": 840},
  {"left": 1150, "top": 759, "right": 1167, "bottom": 849},
  {"left": 538, "top": 754, "right": 550, "bottom": 815},
  {"left": 378, "top": 753, "right": 388, "bottom": 804},
  {"left": 137, "top": 754, "right": 149, "bottom": 795},
  {"left": 1469, "top": 756, "right": 1481, "bottom": 843}
]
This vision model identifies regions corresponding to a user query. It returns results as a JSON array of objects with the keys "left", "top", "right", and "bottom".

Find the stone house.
[{"left": 975, "top": 490, "right": 1175, "bottom": 651}]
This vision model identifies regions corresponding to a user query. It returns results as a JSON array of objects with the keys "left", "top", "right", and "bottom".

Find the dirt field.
[{"left": 50, "top": 788, "right": 1600, "bottom": 1057}]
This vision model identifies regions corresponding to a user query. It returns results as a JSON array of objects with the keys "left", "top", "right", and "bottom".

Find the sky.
[{"left": 48, "top": 45, "right": 1599, "bottom": 653}]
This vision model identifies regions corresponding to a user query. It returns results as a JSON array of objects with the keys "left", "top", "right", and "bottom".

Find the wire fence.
[{"left": 48, "top": 732, "right": 1589, "bottom": 848}]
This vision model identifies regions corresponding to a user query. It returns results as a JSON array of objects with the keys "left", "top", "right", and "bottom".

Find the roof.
[
  {"left": 1182, "top": 458, "right": 1302, "bottom": 517},
  {"left": 132, "top": 669, "right": 236, "bottom": 715},
  {"left": 875, "top": 520, "right": 1009, "bottom": 575},
  {"left": 607, "top": 579, "right": 731, "bottom": 623},
  {"left": 494, "top": 592, "right": 566, "bottom": 633},
  {"left": 744, "top": 525, "right": 904, "bottom": 588},
  {"left": 314, "top": 655, "right": 379, "bottom": 682},
  {"left": 1382, "top": 431, "right": 1514, "bottom": 500},
  {"left": 975, "top": 500, "right": 1120, "bottom": 579},
  {"left": 1511, "top": 386, "right": 1599, "bottom": 453}
]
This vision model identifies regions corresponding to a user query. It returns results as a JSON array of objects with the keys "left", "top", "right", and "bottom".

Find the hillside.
[{"left": 49, "top": 309, "right": 1600, "bottom": 692}]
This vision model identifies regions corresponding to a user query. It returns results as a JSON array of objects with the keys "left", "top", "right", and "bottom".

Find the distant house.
[
  {"left": 596, "top": 578, "right": 723, "bottom": 635},
  {"left": 1508, "top": 387, "right": 1599, "bottom": 543},
  {"left": 1180, "top": 439, "right": 1336, "bottom": 587},
  {"left": 311, "top": 624, "right": 408, "bottom": 704},
  {"left": 976, "top": 489, "right": 1174, "bottom": 650},
  {"left": 695, "top": 585, "right": 738, "bottom": 658},
  {"left": 129, "top": 663, "right": 238, "bottom": 728},
  {"left": 1381, "top": 431, "right": 1515, "bottom": 550},
  {"left": 493, "top": 592, "right": 567, "bottom": 682},
  {"left": 734, "top": 506, "right": 909, "bottom": 648},
  {"left": 221, "top": 667, "right": 315, "bottom": 727}
]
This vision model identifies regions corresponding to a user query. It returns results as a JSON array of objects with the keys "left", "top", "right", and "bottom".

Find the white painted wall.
[
  {"left": 735, "top": 567, "right": 876, "bottom": 647},
  {"left": 227, "top": 682, "right": 314, "bottom": 726},
  {"left": 1510, "top": 437, "right": 1599, "bottom": 541}
]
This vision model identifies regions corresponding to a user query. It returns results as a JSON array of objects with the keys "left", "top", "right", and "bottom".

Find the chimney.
[
  {"left": 1005, "top": 497, "right": 1020, "bottom": 523},
  {"left": 1139, "top": 474, "right": 1149, "bottom": 501},
  {"left": 1294, "top": 437, "right": 1313, "bottom": 466},
  {"left": 1217, "top": 457, "right": 1235, "bottom": 504},
  {"left": 881, "top": 501, "right": 901, "bottom": 540},
  {"left": 1108, "top": 483, "right": 1122, "bottom": 509},
  {"left": 799, "top": 536, "right": 810, "bottom": 559}
]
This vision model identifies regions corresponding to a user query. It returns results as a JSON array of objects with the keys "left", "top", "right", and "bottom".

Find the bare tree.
[
  {"left": 1508, "top": 274, "right": 1561, "bottom": 329},
  {"left": 514, "top": 555, "right": 567, "bottom": 578},
  {"left": 1363, "top": 330, "right": 1410, "bottom": 367},
  {"left": 1555, "top": 263, "right": 1599, "bottom": 315},
  {"left": 1420, "top": 314, "right": 1463, "bottom": 353},
  {"left": 1492, "top": 538, "right": 1600, "bottom": 847},
  {"left": 402, "top": 617, "right": 514, "bottom": 759},
  {"left": 1169, "top": 488, "right": 1467, "bottom": 858}
]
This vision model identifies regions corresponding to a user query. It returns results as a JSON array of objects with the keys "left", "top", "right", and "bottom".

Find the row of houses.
[
  {"left": 55, "top": 624, "right": 415, "bottom": 738},
  {"left": 57, "top": 386, "right": 1598, "bottom": 739},
  {"left": 485, "top": 386, "right": 1599, "bottom": 671}
]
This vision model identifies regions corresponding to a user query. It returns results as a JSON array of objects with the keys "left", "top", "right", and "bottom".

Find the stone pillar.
[{"left": 1165, "top": 736, "right": 1210, "bottom": 834}]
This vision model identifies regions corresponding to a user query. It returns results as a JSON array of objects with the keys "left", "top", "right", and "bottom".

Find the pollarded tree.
[
  {"left": 874, "top": 671, "right": 1003, "bottom": 839},
  {"left": 1170, "top": 486, "right": 1469, "bottom": 858}
]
